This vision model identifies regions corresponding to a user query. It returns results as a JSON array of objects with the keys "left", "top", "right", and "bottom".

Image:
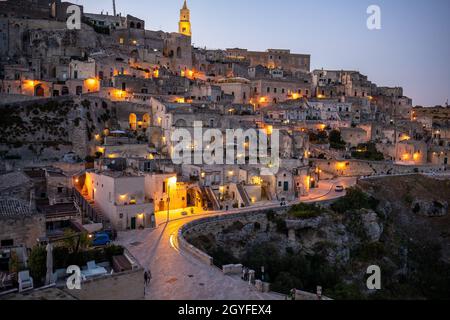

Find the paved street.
[
  {"left": 117, "top": 213, "right": 285, "bottom": 300},
  {"left": 117, "top": 177, "right": 355, "bottom": 300},
  {"left": 301, "top": 177, "right": 357, "bottom": 203}
]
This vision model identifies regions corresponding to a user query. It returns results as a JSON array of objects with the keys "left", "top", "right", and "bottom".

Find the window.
[
  {"left": 1, "top": 239, "right": 14, "bottom": 247},
  {"left": 57, "top": 187, "right": 63, "bottom": 193},
  {"left": 267, "top": 87, "right": 270, "bottom": 93}
]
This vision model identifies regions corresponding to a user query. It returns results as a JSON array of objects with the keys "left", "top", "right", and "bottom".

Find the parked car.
[
  {"left": 103, "top": 229, "right": 117, "bottom": 241},
  {"left": 91, "top": 232, "right": 111, "bottom": 246},
  {"left": 335, "top": 185, "right": 345, "bottom": 192},
  {"left": 181, "top": 211, "right": 188, "bottom": 216}
]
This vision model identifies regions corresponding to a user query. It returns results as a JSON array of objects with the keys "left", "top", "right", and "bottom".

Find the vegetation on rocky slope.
[{"left": 187, "top": 176, "right": 450, "bottom": 300}]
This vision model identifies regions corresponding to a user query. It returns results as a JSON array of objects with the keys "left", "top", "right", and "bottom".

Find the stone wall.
[
  {"left": 0, "top": 214, "right": 46, "bottom": 249},
  {"left": 179, "top": 207, "right": 288, "bottom": 266},
  {"left": 313, "top": 159, "right": 447, "bottom": 177}
]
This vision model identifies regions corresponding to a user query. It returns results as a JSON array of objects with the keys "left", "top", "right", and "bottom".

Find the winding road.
[{"left": 117, "top": 177, "right": 356, "bottom": 300}]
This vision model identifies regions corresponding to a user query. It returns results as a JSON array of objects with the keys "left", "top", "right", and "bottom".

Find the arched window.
[
  {"left": 176, "top": 47, "right": 182, "bottom": 59},
  {"left": 130, "top": 22, "right": 135, "bottom": 28}
]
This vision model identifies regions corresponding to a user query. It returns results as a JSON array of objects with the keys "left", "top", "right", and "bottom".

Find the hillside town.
[{"left": 0, "top": 0, "right": 449, "bottom": 301}]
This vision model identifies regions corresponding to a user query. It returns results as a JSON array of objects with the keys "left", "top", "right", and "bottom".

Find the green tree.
[
  {"left": 329, "top": 130, "right": 346, "bottom": 150},
  {"left": 331, "top": 187, "right": 379, "bottom": 214},
  {"left": 28, "top": 246, "right": 47, "bottom": 284}
]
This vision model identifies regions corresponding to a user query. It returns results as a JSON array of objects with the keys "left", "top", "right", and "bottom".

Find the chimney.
[{"left": 113, "top": 0, "right": 117, "bottom": 17}]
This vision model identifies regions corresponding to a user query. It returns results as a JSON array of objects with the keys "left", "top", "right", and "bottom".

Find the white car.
[{"left": 335, "top": 185, "right": 345, "bottom": 192}]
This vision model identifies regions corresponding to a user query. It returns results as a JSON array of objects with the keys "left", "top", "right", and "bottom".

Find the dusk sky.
[{"left": 75, "top": 0, "right": 450, "bottom": 107}]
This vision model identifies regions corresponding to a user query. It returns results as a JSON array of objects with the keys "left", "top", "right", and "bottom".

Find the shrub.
[
  {"left": 329, "top": 130, "right": 346, "bottom": 150},
  {"left": 53, "top": 246, "right": 70, "bottom": 269},
  {"left": 28, "top": 246, "right": 47, "bottom": 284},
  {"left": 331, "top": 187, "right": 379, "bottom": 214},
  {"left": 266, "top": 210, "right": 276, "bottom": 222},
  {"left": 210, "top": 246, "right": 238, "bottom": 268},
  {"left": 288, "top": 203, "right": 322, "bottom": 219},
  {"left": 104, "top": 245, "right": 124, "bottom": 260},
  {"left": 351, "top": 143, "right": 384, "bottom": 161},
  {"left": 352, "top": 242, "right": 385, "bottom": 261},
  {"left": 275, "top": 218, "right": 288, "bottom": 234}
]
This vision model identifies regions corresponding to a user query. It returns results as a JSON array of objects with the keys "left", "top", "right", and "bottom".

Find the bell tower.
[{"left": 178, "top": 0, "right": 191, "bottom": 37}]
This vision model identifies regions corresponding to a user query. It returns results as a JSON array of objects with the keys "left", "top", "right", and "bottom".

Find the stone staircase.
[
  {"left": 200, "top": 186, "right": 221, "bottom": 210},
  {"left": 236, "top": 183, "right": 251, "bottom": 207},
  {"left": 261, "top": 185, "right": 273, "bottom": 201},
  {"left": 78, "top": 189, "right": 109, "bottom": 225}
]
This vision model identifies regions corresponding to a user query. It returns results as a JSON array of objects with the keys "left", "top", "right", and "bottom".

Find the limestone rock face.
[
  {"left": 412, "top": 200, "right": 448, "bottom": 217},
  {"left": 361, "top": 209, "right": 383, "bottom": 242},
  {"left": 285, "top": 217, "right": 323, "bottom": 230}
]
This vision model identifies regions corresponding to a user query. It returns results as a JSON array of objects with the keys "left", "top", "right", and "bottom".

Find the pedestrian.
[
  {"left": 144, "top": 270, "right": 149, "bottom": 286},
  {"left": 242, "top": 267, "right": 246, "bottom": 280}
]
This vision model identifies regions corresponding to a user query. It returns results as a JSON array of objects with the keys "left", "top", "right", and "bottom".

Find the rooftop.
[{"left": 0, "top": 198, "right": 34, "bottom": 219}]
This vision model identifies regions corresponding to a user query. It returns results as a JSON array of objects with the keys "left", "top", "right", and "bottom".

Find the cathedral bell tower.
[{"left": 178, "top": 0, "right": 192, "bottom": 37}]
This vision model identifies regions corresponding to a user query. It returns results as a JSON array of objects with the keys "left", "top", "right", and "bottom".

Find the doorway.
[
  {"left": 130, "top": 217, "right": 136, "bottom": 230},
  {"left": 35, "top": 85, "right": 44, "bottom": 97}
]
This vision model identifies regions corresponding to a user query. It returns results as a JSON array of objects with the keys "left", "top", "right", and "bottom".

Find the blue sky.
[{"left": 76, "top": 0, "right": 450, "bottom": 106}]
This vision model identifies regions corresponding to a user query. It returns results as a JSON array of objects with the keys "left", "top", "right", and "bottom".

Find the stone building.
[
  {"left": 217, "top": 77, "right": 251, "bottom": 104},
  {"left": 312, "top": 69, "right": 376, "bottom": 99},
  {"left": 82, "top": 171, "right": 155, "bottom": 231},
  {"left": 226, "top": 48, "right": 310, "bottom": 73},
  {"left": 45, "top": 169, "right": 73, "bottom": 206},
  {"left": 340, "top": 127, "right": 369, "bottom": 147},
  {"left": 0, "top": 0, "right": 53, "bottom": 20},
  {"left": 396, "top": 140, "right": 428, "bottom": 165},
  {"left": 251, "top": 78, "right": 313, "bottom": 107},
  {"left": 0, "top": 198, "right": 45, "bottom": 249},
  {"left": 0, "top": 171, "right": 34, "bottom": 203}
]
